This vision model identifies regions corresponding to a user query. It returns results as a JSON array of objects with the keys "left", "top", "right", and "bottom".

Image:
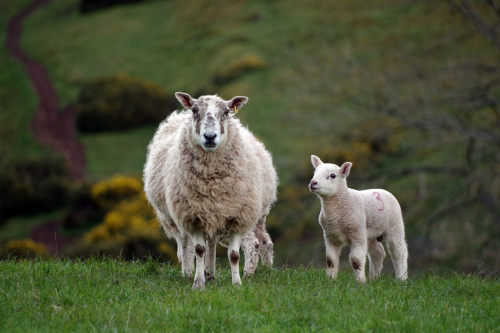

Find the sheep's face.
[
  {"left": 309, "top": 155, "right": 352, "bottom": 197},
  {"left": 175, "top": 92, "right": 248, "bottom": 152}
]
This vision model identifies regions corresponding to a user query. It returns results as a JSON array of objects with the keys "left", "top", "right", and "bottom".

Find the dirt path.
[{"left": 6, "top": 0, "right": 86, "bottom": 180}]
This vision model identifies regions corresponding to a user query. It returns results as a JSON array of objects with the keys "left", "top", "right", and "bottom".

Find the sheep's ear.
[
  {"left": 175, "top": 92, "right": 195, "bottom": 109},
  {"left": 311, "top": 155, "right": 323, "bottom": 169},
  {"left": 340, "top": 162, "right": 352, "bottom": 178},
  {"left": 227, "top": 96, "right": 248, "bottom": 114}
]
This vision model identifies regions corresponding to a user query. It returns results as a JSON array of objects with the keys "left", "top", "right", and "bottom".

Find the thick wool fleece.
[{"left": 144, "top": 110, "right": 277, "bottom": 241}]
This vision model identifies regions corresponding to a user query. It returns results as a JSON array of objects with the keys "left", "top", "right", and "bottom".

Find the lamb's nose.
[
  {"left": 204, "top": 133, "right": 217, "bottom": 142},
  {"left": 309, "top": 180, "right": 318, "bottom": 188}
]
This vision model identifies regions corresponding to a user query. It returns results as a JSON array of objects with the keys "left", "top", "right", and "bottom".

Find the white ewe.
[
  {"left": 144, "top": 92, "right": 277, "bottom": 289},
  {"left": 308, "top": 155, "right": 408, "bottom": 282}
]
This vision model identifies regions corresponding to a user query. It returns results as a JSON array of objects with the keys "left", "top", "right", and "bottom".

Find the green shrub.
[
  {"left": 0, "top": 156, "right": 72, "bottom": 224},
  {"left": 75, "top": 74, "right": 176, "bottom": 132},
  {"left": 80, "top": 0, "right": 146, "bottom": 13}
]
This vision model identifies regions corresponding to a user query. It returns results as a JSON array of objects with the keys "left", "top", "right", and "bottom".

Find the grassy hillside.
[
  {"left": 1, "top": 0, "right": 499, "bottom": 271},
  {"left": 0, "top": 259, "right": 499, "bottom": 332}
]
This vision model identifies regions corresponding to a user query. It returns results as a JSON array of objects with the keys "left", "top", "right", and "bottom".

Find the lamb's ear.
[
  {"left": 311, "top": 155, "right": 323, "bottom": 169},
  {"left": 227, "top": 96, "right": 248, "bottom": 113},
  {"left": 175, "top": 92, "right": 195, "bottom": 109},
  {"left": 340, "top": 162, "right": 353, "bottom": 178}
]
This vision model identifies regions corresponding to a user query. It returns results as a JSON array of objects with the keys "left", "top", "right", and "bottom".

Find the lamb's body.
[
  {"left": 144, "top": 94, "right": 277, "bottom": 288},
  {"left": 309, "top": 156, "right": 408, "bottom": 282}
]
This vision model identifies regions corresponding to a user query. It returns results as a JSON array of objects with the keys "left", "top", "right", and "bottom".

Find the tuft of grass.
[{"left": 0, "top": 259, "right": 499, "bottom": 332}]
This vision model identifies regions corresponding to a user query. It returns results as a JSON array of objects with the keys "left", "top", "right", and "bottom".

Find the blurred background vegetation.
[{"left": 0, "top": 0, "right": 498, "bottom": 275}]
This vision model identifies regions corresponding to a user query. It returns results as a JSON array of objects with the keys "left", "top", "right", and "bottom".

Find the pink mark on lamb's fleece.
[{"left": 372, "top": 191, "right": 385, "bottom": 211}]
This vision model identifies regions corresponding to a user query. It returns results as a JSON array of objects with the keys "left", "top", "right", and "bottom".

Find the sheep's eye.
[{"left": 330, "top": 173, "right": 336, "bottom": 179}]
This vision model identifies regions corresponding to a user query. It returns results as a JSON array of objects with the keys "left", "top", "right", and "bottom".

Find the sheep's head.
[
  {"left": 309, "top": 155, "right": 352, "bottom": 196},
  {"left": 175, "top": 92, "right": 248, "bottom": 152}
]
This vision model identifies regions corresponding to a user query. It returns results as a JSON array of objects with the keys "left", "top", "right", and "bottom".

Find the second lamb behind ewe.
[{"left": 308, "top": 155, "right": 408, "bottom": 282}]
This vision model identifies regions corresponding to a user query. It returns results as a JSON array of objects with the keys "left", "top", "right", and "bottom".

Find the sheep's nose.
[
  {"left": 309, "top": 180, "right": 318, "bottom": 189},
  {"left": 204, "top": 133, "right": 217, "bottom": 142}
]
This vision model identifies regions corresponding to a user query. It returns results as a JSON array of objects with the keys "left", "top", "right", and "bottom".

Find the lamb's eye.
[{"left": 330, "top": 173, "right": 336, "bottom": 179}]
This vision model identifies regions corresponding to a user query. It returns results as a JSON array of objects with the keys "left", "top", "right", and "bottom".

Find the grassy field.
[{"left": 0, "top": 259, "right": 498, "bottom": 332}]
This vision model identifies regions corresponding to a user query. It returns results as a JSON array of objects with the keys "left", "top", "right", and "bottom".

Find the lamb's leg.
[
  {"left": 204, "top": 237, "right": 216, "bottom": 281},
  {"left": 349, "top": 237, "right": 367, "bottom": 283},
  {"left": 368, "top": 238, "right": 385, "bottom": 280},
  {"left": 228, "top": 233, "right": 242, "bottom": 286},
  {"left": 325, "top": 237, "right": 341, "bottom": 280},
  {"left": 181, "top": 234, "right": 194, "bottom": 278},
  {"left": 191, "top": 232, "right": 206, "bottom": 289},
  {"left": 242, "top": 231, "right": 259, "bottom": 277},
  {"left": 255, "top": 217, "right": 273, "bottom": 267},
  {"left": 386, "top": 230, "right": 408, "bottom": 281}
]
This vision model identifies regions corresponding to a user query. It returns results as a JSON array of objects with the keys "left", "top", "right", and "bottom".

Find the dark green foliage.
[
  {"left": 61, "top": 183, "right": 103, "bottom": 231},
  {"left": 75, "top": 74, "right": 176, "bottom": 133},
  {"left": 0, "top": 156, "right": 72, "bottom": 224},
  {"left": 80, "top": 0, "right": 145, "bottom": 13}
]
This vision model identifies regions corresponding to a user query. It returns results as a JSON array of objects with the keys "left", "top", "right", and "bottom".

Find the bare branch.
[{"left": 448, "top": 0, "right": 500, "bottom": 49}]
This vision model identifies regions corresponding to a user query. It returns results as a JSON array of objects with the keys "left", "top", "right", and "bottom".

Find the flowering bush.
[
  {"left": 4, "top": 239, "right": 49, "bottom": 258},
  {"left": 90, "top": 175, "right": 142, "bottom": 210}
]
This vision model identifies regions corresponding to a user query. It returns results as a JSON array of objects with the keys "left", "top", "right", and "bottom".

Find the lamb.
[
  {"left": 308, "top": 155, "right": 408, "bottom": 282},
  {"left": 144, "top": 92, "right": 277, "bottom": 289}
]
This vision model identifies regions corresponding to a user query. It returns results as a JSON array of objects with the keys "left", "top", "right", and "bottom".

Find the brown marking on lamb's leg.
[
  {"left": 350, "top": 239, "right": 367, "bottom": 283},
  {"left": 325, "top": 239, "right": 341, "bottom": 280}
]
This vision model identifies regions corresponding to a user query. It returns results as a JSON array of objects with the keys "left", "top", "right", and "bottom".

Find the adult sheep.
[{"left": 144, "top": 92, "right": 277, "bottom": 289}]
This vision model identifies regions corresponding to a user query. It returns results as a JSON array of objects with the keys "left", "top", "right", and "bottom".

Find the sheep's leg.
[
  {"left": 386, "top": 230, "right": 408, "bottom": 281},
  {"left": 204, "top": 237, "right": 216, "bottom": 281},
  {"left": 228, "top": 233, "right": 242, "bottom": 286},
  {"left": 242, "top": 231, "right": 259, "bottom": 277},
  {"left": 255, "top": 217, "right": 274, "bottom": 267},
  {"left": 181, "top": 234, "right": 194, "bottom": 278},
  {"left": 325, "top": 237, "right": 341, "bottom": 280},
  {"left": 368, "top": 238, "right": 385, "bottom": 280},
  {"left": 192, "top": 232, "right": 206, "bottom": 290},
  {"left": 349, "top": 237, "right": 367, "bottom": 283}
]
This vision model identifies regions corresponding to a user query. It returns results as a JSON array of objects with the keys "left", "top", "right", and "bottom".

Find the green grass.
[
  {"left": 81, "top": 125, "right": 156, "bottom": 179},
  {"left": 0, "top": 259, "right": 498, "bottom": 332}
]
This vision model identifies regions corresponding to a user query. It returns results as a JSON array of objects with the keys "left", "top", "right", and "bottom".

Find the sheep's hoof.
[
  {"left": 232, "top": 279, "right": 242, "bottom": 287},
  {"left": 205, "top": 273, "right": 215, "bottom": 282},
  {"left": 355, "top": 277, "right": 367, "bottom": 284},
  {"left": 192, "top": 279, "right": 206, "bottom": 290}
]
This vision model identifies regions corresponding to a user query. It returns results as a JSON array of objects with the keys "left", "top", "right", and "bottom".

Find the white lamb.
[
  {"left": 144, "top": 92, "right": 277, "bottom": 289},
  {"left": 308, "top": 155, "right": 408, "bottom": 282}
]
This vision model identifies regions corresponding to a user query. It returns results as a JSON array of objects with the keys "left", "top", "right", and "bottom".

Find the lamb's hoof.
[
  {"left": 232, "top": 279, "right": 242, "bottom": 287},
  {"left": 242, "top": 270, "right": 253, "bottom": 278},
  {"left": 355, "top": 277, "right": 367, "bottom": 284},
  {"left": 192, "top": 279, "right": 205, "bottom": 290},
  {"left": 326, "top": 273, "right": 338, "bottom": 280}
]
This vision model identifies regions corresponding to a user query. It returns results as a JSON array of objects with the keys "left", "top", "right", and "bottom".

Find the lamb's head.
[
  {"left": 309, "top": 155, "right": 352, "bottom": 196},
  {"left": 175, "top": 92, "right": 248, "bottom": 152}
]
